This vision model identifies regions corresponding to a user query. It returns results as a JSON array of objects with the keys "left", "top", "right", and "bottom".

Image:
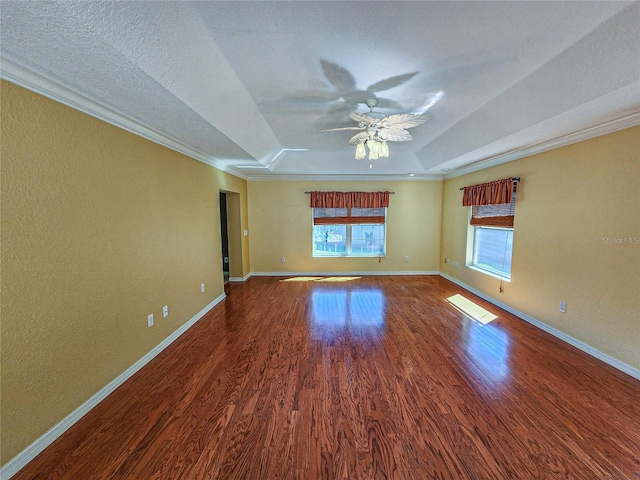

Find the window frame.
[
  {"left": 312, "top": 208, "right": 387, "bottom": 258},
  {"left": 465, "top": 187, "right": 517, "bottom": 280}
]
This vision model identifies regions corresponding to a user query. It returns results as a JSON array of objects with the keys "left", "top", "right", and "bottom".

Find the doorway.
[{"left": 219, "top": 192, "right": 230, "bottom": 284}]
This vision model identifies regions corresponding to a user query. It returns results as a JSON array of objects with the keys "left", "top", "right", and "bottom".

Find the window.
[
  {"left": 466, "top": 183, "right": 517, "bottom": 280},
  {"left": 472, "top": 227, "right": 513, "bottom": 279},
  {"left": 312, "top": 208, "right": 386, "bottom": 257}
]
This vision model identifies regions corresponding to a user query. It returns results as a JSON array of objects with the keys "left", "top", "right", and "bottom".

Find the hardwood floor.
[{"left": 12, "top": 276, "right": 640, "bottom": 479}]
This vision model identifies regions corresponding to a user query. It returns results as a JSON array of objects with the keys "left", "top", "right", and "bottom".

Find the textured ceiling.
[{"left": 2, "top": 1, "right": 639, "bottom": 180}]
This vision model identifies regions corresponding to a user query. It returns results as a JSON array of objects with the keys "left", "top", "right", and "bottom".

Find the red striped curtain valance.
[
  {"left": 462, "top": 178, "right": 514, "bottom": 206},
  {"left": 310, "top": 191, "right": 390, "bottom": 209}
]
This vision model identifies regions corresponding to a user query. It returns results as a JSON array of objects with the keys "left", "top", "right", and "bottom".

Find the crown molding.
[
  {"left": 0, "top": 56, "right": 249, "bottom": 180},
  {"left": 0, "top": 60, "right": 438, "bottom": 183},
  {"left": 246, "top": 174, "right": 443, "bottom": 182},
  {"left": 6, "top": 54, "right": 636, "bottom": 185},
  {"left": 444, "top": 111, "right": 640, "bottom": 180}
]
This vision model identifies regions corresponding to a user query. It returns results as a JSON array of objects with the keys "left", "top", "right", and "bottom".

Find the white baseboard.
[
  {"left": 249, "top": 270, "right": 440, "bottom": 277},
  {"left": 439, "top": 272, "right": 640, "bottom": 381},
  {"left": 0, "top": 293, "right": 226, "bottom": 480},
  {"left": 228, "top": 273, "right": 251, "bottom": 283}
]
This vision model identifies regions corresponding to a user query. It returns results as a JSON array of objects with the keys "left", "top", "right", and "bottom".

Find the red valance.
[
  {"left": 462, "top": 178, "right": 514, "bottom": 206},
  {"left": 310, "top": 191, "right": 390, "bottom": 209}
]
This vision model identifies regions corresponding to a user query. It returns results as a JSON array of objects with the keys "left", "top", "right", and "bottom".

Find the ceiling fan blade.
[
  {"left": 366, "top": 72, "right": 418, "bottom": 92},
  {"left": 377, "top": 128, "right": 413, "bottom": 142},
  {"left": 349, "top": 111, "right": 379, "bottom": 125},
  {"left": 318, "top": 126, "right": 365, "bottom": 133},
  {"left": 381, "top": 114, "right": 431, "bottom": 130},
  {"left": 348, "top": 131, "right": 369, "bottom": 146}
]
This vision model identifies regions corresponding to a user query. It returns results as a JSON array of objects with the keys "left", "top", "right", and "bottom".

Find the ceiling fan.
[{"left": 320, "top": 98, "right": 431, "bottom": 160}]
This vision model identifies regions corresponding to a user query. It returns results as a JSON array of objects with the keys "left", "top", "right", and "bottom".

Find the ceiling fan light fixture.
[
  {"left": 332, "top": 98, "right": 429, "bottom": 161},
  {"left": 368, "top": 140, "right": 380, "bottom": 160},
  {"left": 380, "top": 141, "right": 389, "bottom": 157},
  {"left": 354, "top": 137, "right": 390, "bottom": 160}
]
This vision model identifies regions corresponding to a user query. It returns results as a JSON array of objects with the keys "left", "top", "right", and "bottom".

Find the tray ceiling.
[{"left": 2, "top": 1, "right": 639, "bottom": 180}]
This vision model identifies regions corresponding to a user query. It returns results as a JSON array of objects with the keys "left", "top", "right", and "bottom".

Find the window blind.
[
  {"left": 471, "top": 189, "right": 517, "bottom": 227},
  {"left": 313, "top": 207, "right": 386, "bottom": 225}
]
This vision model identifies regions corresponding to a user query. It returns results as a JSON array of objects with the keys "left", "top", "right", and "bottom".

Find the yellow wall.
[
  {"left": 247, "top": 180, "right": 442, "bottom": 273},
  {"left": 441, "top": 126, "right": 640, "bottom": 370},
  {"left": 0, "top": 81, "right": 248, "bottom": 464}
]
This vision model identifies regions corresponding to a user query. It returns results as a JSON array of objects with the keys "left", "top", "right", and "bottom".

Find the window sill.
[
  {"left": 313, "top": 254, "right": 386, "bottom": 258},
  {"left": 467, "top": 265, "right": 511, "bottom": 282}
]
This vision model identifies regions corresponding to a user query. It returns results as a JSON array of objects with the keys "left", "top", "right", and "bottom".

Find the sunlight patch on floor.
[{"left": 446, "top": 294, "right": 497, "bottom": 325}]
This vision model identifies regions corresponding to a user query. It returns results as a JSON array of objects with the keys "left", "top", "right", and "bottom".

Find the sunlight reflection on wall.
[{"left": 310, "top": 289, "right": 385, "bottom": 340}]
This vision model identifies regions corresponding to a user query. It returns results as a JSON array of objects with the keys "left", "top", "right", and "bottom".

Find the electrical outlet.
[
  {"left": 243, "top": 230, "right": 248, "bottom": 236},
  {"left": 559, "top": 301, "right": 567, "bottom": 313},
  {"left": 147, "top": 314, "right": 154, "bottom": 328},
  {"left": 445, "top": 258, "right": 450, "bottom": 265},
  {"left": 163, "top": 305, "right": 169, "bottom": 318},
  {"left": 281, "top": 257, "right": 285, "bottom": 263},
  {"left": 404, "top": 256, "right": 409, "bottom": 262},
  {"left": 201, "top": 283, "right": 205, "bottom": 293}
]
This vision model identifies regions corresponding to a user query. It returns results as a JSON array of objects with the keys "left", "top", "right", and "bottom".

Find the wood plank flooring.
[{"left": 12, "top": 276, "right": 640, "bottom": 479}]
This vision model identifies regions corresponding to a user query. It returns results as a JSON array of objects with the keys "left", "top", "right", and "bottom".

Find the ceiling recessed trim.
[
  {"left": 246, "top": 174, "right": 442, "bottom": 182},
  {"left": 0, "top": 56, "right": 249, "bottom": 180},
  {"left": 2, "top": 1, "right": 637, "bottom": 180},
  {"left": 444, "top": 110, "right": 640, "bottom": 180}
]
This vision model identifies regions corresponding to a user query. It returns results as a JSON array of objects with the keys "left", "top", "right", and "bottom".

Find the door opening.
[{"left": 219, "top": 192, "right": 230, "bottom": 284}]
